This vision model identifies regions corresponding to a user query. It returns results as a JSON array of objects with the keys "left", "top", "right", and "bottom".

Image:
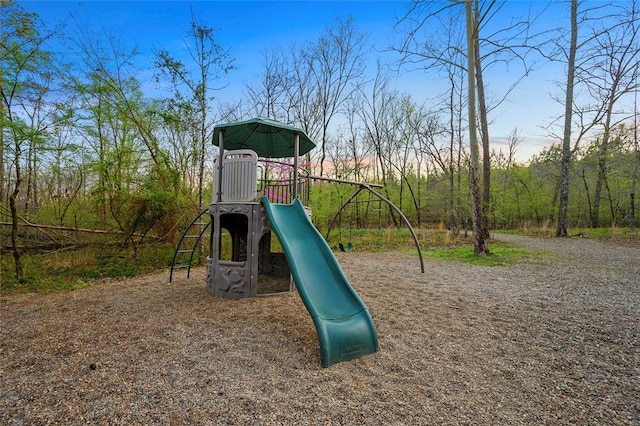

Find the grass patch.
[
  {"left": 324, "top": 227, "right": 542, "bottom": 265},
  {"left": 1, "top": 242, "right": 175, "bottom": 295},
  {"left": 570, "top": 227, "right": 640, "bottom": 242},
  {"left": 422, "top": 242, "right": 541, "bottom": 266},
  {"left": 323, "top": 227, "right": 466, "bottom": 252}
]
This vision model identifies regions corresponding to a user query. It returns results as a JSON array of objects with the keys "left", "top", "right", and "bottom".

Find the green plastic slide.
[{"left": 261, "top": 196, "right": 379, "bottom": 367}]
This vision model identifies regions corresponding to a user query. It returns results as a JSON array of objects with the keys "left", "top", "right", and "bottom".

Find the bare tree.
[
  {"left": 408, "top": 102, "right": 447, "bottom": 226},
  {"left": 396, "top": 0, "right": 547, "bottom": 241},
  {"left": 465, "top": 0, "right": 489, "bottom": 255},
  {"left": 246, "top": 46, "right": 292, "bottom": 122},
  {"left": 343, "top": 96, "right": 373, "bottom": 182},
  {"left": 357, "top": 69, "right": 403, "bottom": 225},
  {"left": 584, "top": 1, "right": 640, "bottom": 227},
  {"left": 555, "top": 0, "right": 581, "bottom": 236},
  {"left": 391, "top": 96, "right": 426, "bottom": 223},
  {"left": 554, "top": 0, "right": 640, "bottom": 233},
  {"left": 505, "top": 127, "right": 524, "bottom": 169},
  {"left": 244, "top": 17, "right": 368, "bottom": 177},
  {"left": 303, "top": 17, "right": 368, "bottom": 176},
  {"left": 285, "top": 43, "right": 323, "bottom": 145},
  {"left": 632, "top": 91, "right": 639, "bottom": 227}
]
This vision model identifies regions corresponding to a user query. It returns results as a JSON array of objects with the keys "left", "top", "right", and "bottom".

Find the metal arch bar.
[
  {"left": 360, "top": 184, "right": 425, "bottom": 274},
  {"left": 326, "top": 184, "right": 425, "bottom": 274},
  {"left": 309, "top": 175, "right": 383, "bottom": 188},
  {"left": 186, "top": 220, "right": 212, "bottom": 279}
]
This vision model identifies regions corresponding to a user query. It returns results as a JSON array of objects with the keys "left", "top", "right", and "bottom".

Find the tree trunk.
[
  {"left": 320, "top": 126, "right": 328, "bottom": 177},
  {"left": 474, "top": 2, "right": 491, "bottom": 241},
  {"left": 632, "top": 143, "right": 639, "bottom": 228},
  {"left": 466, "top": 0, "right": 488, "bottom": 256},
  {"left": 9, "top": 143, "right": 24, "bottom": 281},
  {"left": 581, "top": 169, "right": 593, "bottom": 224},
  {"left": 632, "top": 94, "right": 639, "bottom": 228},
  {"left": 556, "top": 0, "right": 578, "bottom": 237},
  {"left": 591, "top": 143, "right": 606, "bottom": 227},
  {"left": 591, "top": 77, "right": 619, "bottom": 227},
  {"left": 448, "top": 74, "right": 458, "bottom": 233},
  {"left": 604, "top": 173, "right": 616, "bottom": 226}
]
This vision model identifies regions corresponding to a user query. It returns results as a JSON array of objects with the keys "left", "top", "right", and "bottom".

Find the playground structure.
[{"left": 170, "top": 118, "right": 419, "bottom": 366}]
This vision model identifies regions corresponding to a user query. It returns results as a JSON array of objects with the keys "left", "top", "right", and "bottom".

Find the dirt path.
[{"left": 1, "top": 235, "right": 638, "bottom": 424}]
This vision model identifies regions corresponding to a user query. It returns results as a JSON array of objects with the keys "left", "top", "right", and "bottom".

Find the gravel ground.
[{"left": 1, "top": 234, "right": 639, "bottom": 425}]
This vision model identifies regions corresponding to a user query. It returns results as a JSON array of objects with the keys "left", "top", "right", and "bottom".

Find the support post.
[
  {"left": 294, "top": 133, "right": 300, "bottom": 199},
  {"left": 216, "top": 129, "right": 225, "bottom": 203}
]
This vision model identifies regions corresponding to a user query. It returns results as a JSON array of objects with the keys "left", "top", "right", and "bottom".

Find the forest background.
[{"left": 1, "top": 0, "right": 639, "bottom": 287}]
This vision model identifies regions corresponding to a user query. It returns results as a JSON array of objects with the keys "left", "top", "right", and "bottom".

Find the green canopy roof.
[{"left": 212, "top": 118, "right": 315, "bottom": 158}]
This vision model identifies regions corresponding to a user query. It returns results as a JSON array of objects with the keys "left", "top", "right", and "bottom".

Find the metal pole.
[
  {"left": 293, "top": 133, "right": 300, "bottom": 200},
  {"left": 308, "top": 174, "right": 383, "bottom": 188}
]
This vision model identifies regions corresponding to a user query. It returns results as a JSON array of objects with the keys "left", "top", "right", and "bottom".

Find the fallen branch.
[
  {"left": 0, "top": 221, "right": 127, "bottom": 235},
  {"left": 0, "top": 204, "right": 155, "bottom": 238}
]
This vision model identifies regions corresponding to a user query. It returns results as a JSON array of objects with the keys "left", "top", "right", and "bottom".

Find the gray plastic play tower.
[{"left": 205, "top": 118, "right": 315, "bottom": 298}]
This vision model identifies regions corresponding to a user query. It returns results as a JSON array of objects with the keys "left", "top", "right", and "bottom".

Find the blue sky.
[
  {"left": 21, "top": 0, "right": 576, "bottom": 162},
  {"left": 22, "top": 1, "right": 404, "bottom": 87}
]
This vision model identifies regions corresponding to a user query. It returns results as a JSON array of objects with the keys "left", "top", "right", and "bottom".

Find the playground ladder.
[{"left": 169, "top": 208, "right": 211, "bottom": 283}]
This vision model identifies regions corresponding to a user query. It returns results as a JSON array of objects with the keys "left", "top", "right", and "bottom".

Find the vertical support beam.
[
  {"left": 293, "top": 132, "right": 300, "bottom": 200},
  {"left": 216, "top": 128, "right": 225, "bottom": 203}
]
